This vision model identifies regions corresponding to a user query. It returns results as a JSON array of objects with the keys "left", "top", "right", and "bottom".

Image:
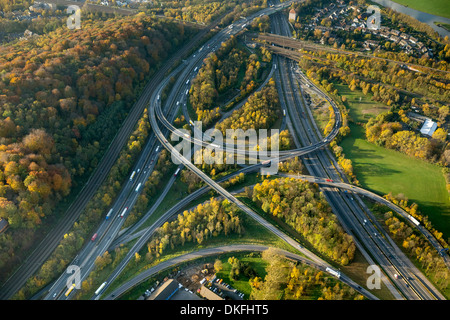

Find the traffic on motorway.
[{"left": 8, "top": 0, "right": 447, "bottom": 302}]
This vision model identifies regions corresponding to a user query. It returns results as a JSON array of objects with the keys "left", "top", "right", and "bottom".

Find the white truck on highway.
[
  {"left": 119, "top": 207, "right": 128, "bottom": 218},
  {"left": 135, "top": 183, "right": 142, "bottom": 192},
  {"left": 408, "top": 215, "right": 420, "bottom": 226},
  {"left": 105, "top": 208, "right": 113, "bottom": 220},
  {"left": 326, "top": 267, "right": 340, "bottom": 279},
  {"left": 95, "top": 282, "right": 107, "bottom": 295}
]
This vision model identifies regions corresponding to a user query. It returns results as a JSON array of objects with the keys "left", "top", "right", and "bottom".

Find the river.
[{"left": 370, "top": 0, "right": 450, "bottom": 38}]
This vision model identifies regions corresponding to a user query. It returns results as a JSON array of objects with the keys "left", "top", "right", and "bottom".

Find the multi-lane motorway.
[
  {"left": 0, "top": 10, "right": 233, "bottom": 300},
  {"left": 269, "top": 10, "right": 444, "bottom": 300},
  {"left": 38, "top": 0, "right": 314, "bottom": 300},
  {"left": 44, "top": 1, "right": 448, "bottom": 301},
  {"left": 3, "top": 0, "right": 448, "bottom": 301},
  {"left": 145, "top": 4, "right": 444, "bottom": 300},
  {"left": 154, "top": 6, "right": 445, "bottom": 300},
  {"left": 42, "top": 61, "right": 188, "bottom": 300}
]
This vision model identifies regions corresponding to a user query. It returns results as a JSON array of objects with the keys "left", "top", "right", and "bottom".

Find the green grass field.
[
  {"left": 215, "top": 253, "right": 268, "bottom": 299},
  {"left": 391, "top": 0, "right": 450, "bottom": 19},
  {"left": 341, "top": 124, "right": 450, "bottom": 238},
  {"left": 330, "top": 83, "right": 450, "bottom": 238},
  {"left": 334, "top": 84, "right": 390, "bottom": 123}
]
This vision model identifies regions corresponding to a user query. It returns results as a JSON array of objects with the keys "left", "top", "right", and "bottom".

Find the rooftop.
[
  {"left": 420, "top": 119, "right": 437, "bottom": 137},
  {"left": 147, "top": 279, "right": 180, "bottom": 300}
]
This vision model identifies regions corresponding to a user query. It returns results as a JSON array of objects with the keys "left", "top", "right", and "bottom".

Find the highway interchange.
[
  {"left": 0, "top": 10, "right": 226, "bottom": 300},
  {"left": 42, "top": 0, "right": 318, "bottom": 301},
  {"left": 1, "top": 0, "right": 448, "bottom": 301},
  {"left": 268, "top": 11, "right": 443, "bottom": 300}
]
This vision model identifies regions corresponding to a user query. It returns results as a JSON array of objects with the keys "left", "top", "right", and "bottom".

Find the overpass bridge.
[{"left": 251, "top": 32, "right": 450, "bottom": 74}]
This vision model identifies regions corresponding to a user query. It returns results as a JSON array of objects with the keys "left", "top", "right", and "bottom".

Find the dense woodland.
[
  {"left": 11, "top": 107, "right": 152, "bottom": 297},
  {"left": 215, "top": 80, "right": 277, "bottom": 132},
  {"left": 215, "top": 80, "right": 286, "bottom": 136},
  {"left": 217, "top": 0, "right": 268, "bottom": 28},
  {"left": 249, "top": 248, "right": 364, "bottom": 300},
  {"left": 278, "top": 156, "right": 304, "bottom": 174},
  {"left": 249, "top": 14, "right": 270, "bottom": 33},
  {"left": 189, "top": 36, "right": 266, "bottom": 126},
  {"left": 143, "top": 0, "right": 267, "bottom": 26},
  {"left": 251, "top": 178, "right": 356, "bottom": 266},
  {"left": 0, "top": 14, "right": 198, "bottom": 288},
  {"left": 0, "top": 0, "right": 31, "bottom": 12},
  {"left": 145, "top": 198, "right": 244, "bottom": 260},
  {"left": 197, "top": 80, "right": 293, "bottom": 180},
  {"left": 0, "top": 14, "right": 196, "bottom": 230},
  {"left": 325, "top": 52, "right": 447, "bottom": 102},
  {"left": 147, "top": 0, "right": 235, "bottom": 25},
  {"left": 365, "top": 111, "right": 446, "bottom": 164}
]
